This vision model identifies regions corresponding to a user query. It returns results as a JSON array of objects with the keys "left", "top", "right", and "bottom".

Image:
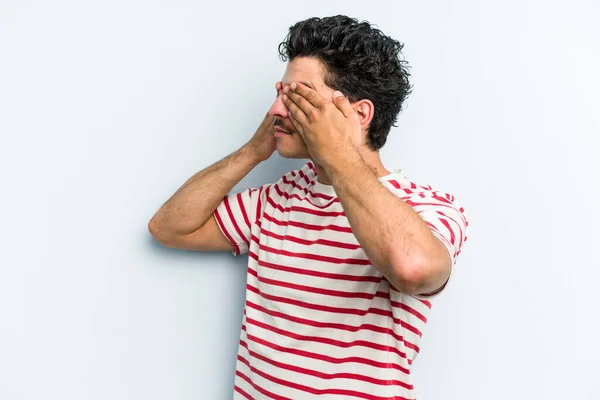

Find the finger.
[
  {"left": 290, "top": 82, "right": 323, "bottom": 109},
  {"left": 331, "top": 91, "right": 355, "bottom": 119},
  {"left": 282, "top": 93, "right": 310, "bottom": 125},
  {"left": 275, "top": 81, "right": 282, "bottom": 98},
  {"left": 288, "top": 110, "right": 304, "bottom": 137},
  {"left": 282, "top": 89, "right": 313, "bottom": 120}
]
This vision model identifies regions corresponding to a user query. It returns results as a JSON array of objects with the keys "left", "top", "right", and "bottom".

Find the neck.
[{"left": 313, "top": 151, "right": 391, "bottom": 185}]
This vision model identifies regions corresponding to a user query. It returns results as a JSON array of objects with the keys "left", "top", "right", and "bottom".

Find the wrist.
[
  {"left": 321, "top": 146, "right": 363, "bottom": 177},
  {"left": 240, "top": 143, "right": 266, "bottom": 164}
]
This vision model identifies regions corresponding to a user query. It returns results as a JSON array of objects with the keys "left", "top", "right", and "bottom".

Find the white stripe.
[{"left": 239, "top": 324, "right": 414, "bottom": 399}]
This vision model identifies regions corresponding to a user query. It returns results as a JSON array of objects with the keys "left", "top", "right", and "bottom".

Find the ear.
[{"left": 352, "top": 99, "right": 375, "bottom": 131}]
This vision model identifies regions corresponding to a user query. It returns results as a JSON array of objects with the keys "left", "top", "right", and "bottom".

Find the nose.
[{"left": 268, "top": 84, "right": 290, "bottom": 119}]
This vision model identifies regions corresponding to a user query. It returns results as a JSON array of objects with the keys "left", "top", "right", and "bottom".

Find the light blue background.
[{"left": 1, "top": 1, "right": 598, "bottom": 399}]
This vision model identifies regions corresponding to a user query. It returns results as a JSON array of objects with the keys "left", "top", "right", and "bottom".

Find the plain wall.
[{"left": 1, "top": 1, "right": 598, "bottom": 399}]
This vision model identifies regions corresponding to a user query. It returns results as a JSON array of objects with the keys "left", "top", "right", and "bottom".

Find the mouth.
[{"left": 274, "top": 126, "right": 293, "bottom": 136}]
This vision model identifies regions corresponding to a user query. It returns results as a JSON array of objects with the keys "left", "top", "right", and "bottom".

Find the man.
[{"left": 149, "top": 15, "right": 468, "bottom": 399}]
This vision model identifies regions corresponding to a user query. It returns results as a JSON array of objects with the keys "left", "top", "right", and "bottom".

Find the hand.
[
  {"left": 282, "top": 82, "right": 362, "bottom": 168},
  {"left": 245, "top": 111, "right": 277, "bottom": 162}
]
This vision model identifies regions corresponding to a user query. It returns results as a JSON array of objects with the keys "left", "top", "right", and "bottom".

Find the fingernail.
[{"left": 333, "top": 90, "right": 344, "bottom": 98}]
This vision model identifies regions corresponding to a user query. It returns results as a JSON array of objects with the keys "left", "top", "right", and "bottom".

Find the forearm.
[
  {"left": 327, "top": 153, "right": 445, "bottom": 292},
  {"left": 149, "top": 145, "right": 262, "bottom": 236}
]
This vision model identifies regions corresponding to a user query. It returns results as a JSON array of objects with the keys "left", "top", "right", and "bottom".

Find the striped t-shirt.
[{"left": 214, "top": 161, "right": 468, "bottom": 399}]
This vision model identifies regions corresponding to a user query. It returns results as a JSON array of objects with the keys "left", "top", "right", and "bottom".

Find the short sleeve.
[
  {"left": 213, "top": 184, "right": 270, "bottom": 256},
  {"left": 403, "top": 190, "right": 469, "bottom": 299},
  {"left": 407, "top": 191, "right": 469, "bottom": 266}
]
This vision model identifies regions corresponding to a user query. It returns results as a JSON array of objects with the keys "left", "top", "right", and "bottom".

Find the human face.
[{"left": 268, "top": 57, "right": 336, "bottom": 159}]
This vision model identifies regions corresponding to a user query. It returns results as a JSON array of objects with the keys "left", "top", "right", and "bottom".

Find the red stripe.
[
  {"left": 408, "top": 200, "right": 459, "bottom": 212},
  {"left": 249, "top": 251, "right": 381, "bottom": 283},
  {"left": 259, "top": 226, "right": 360, "bottom": 250},
  {"left": 238, "top": 192, "right": 251, "bottom": 229},
  {"left": 275, "top": 180, "right": 338, "bottom": 208},
  {"left": 246, "top": 300, "right": 419, "bottom": 354},
  {"left": 266, "top": 194, "right": 345, "bottom": 218},
  {"left": 240, "top": 339, "right": 413, "bottom": 389},
  {"left": 243, "top": 326, "right": 411, "bottom": 373},
  {"left": 416, "top": 298, "right": 432, "bottom": 308},
  {"left": 297, "top": 167, "right": 312, "bottom": 184},
  {"left": 435, "top": 210, "right": 465, "bottom": 247},
  {"left": 280, "top": 175, "right": 310, "bottom": 195},
  {"left": 263, "top": 212, "right": 353, "bottom": 233},
  {"left": 247, "top": 316, "right": 409, "bottom": 359},
  {"left": 256, "top": 186, "right": 265, "bottom": 223},
  {"left": 238, "top": 339, "right": 413, "bottom": 400},
  {"left": 435, "top": 208, "right": 466, "bottom": 228},
  {"left": 388, "top": 180, "right": 401, "bottom": 189},
  {"left": 248, "top": 267, "right": 376, "bottom": 299},
  {"left": 280, "top": 173, "right": 334, "bottom": 200},
  {"left": 384, "top": 292, "right": 428, "bottom": 323},
  {"left": 430, "top": 231, "right": 455, "bottom": 259},
  {"left": 233, "top": 384, "right": 253, "bottom": 399},
  {"left": 439, "top": 217, "right": 456, "bottom": 245},
  {"left": 432, "top": 194, "right": 452, "bottom": 204},
  {"left": 213, "top": 208, "right": 240, "bottom": 255},
  {"left": 246, "top": 283, "right": 423, "bottom": 338},
  {"left": 256, "top": 242, "right": 371, "bottom": 265},
  {"left": 386, "top": 178, "right": 433, "bottom": 193},
  {"left": 283, "top": 173, "right": 335, "bottom": 199},
  {"left": 224, "top": 195, "right": 249, "bottom": 247},
  {"left": 236, "top": 369, "right": 291, "bottom": 400},
  {"left": 391, "top": 302, "right": 427, "bottom": 323},
  {"left": 425, "top": 221, "right": 451, "bottom": 252}
]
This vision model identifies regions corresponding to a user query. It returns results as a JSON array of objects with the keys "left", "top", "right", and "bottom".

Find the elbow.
[
  {"left": 148, "top": 216, "right": 171, "bottom": 246},
  {"left": 390, "top": 263, "right": 427, "bottom": 295},
  {"left": 148, "top": 218, "right": 158, "bottom": 238},
  {"left": 388, "top": 250, "right": 450, "bottom": 295}
]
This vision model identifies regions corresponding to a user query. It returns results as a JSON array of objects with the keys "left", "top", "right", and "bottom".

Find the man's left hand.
[{"left": 282, "top": 82, "right": 363, "bottom": 168}]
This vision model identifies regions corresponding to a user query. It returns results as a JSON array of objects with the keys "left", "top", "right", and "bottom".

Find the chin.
[
  {"left": 276, "top": 137, "right": 310, "bottom": 159},
  {"left": 278, "top": 153, "right": 310, "bottom": 160},
  {"left": 276, "top": 148, "right": 310, "bottom": 159}
]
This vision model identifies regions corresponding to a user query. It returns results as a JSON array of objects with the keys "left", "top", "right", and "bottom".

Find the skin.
[
  {"left": 269, "top": 57, "right": 390, "bottom": 182},
  {"left": 269, "top": 56, "right": 452, "bottom": 295}
]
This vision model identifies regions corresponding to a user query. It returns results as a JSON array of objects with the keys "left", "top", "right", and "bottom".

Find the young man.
[{"left": 149, "top": 15, "right": 468, "bottom": 399}]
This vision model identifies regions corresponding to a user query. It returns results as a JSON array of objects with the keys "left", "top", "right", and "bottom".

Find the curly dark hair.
[{"left": 278, "top": 15, "right": 413, "bottom": 151}]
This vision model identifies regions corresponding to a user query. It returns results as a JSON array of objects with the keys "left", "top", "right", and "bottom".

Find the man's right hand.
[
  {"left": 245, "top": 81, "right": 286, "bottom": 162},
  {"left": 245, "top": 111, "right": 277, "bottom": 162}
]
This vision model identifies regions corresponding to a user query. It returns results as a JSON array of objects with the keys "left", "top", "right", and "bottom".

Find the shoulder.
[{"left": 382, "top": 170, "right": 468, "bottom": 217}]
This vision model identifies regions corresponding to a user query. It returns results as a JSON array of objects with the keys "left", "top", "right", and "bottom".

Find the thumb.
[{"left": 332, "top": 91, "right": 354, "bottom": 118}]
